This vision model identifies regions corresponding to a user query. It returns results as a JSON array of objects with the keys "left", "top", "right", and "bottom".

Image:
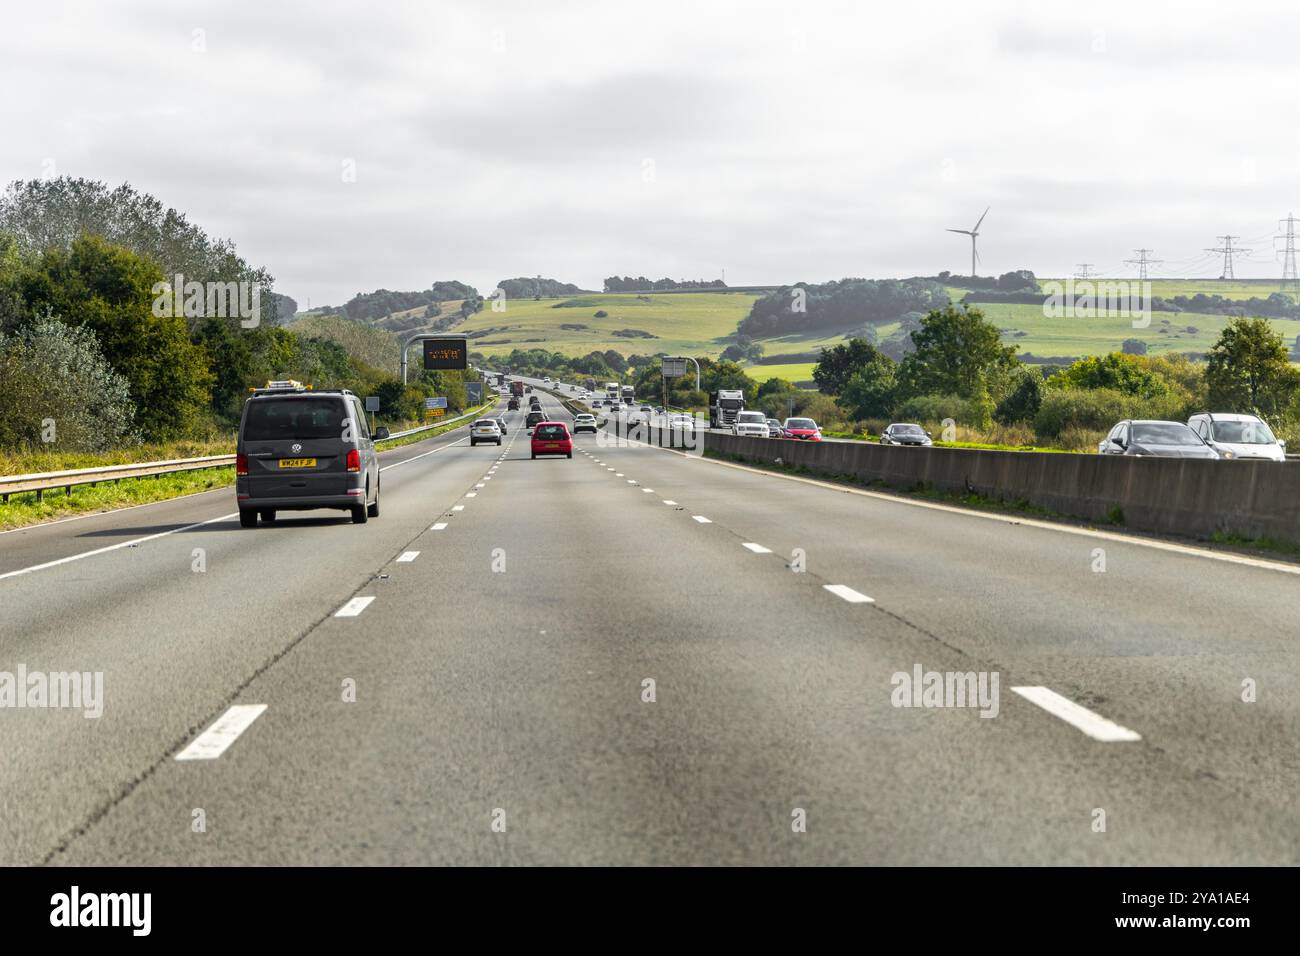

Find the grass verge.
[{"left": 0, "top": 404, "right": 494, "bottom": 531}]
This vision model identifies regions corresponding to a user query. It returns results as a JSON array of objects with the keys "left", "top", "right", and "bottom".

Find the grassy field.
[
  {"left": 458, "top": 292, "right": 759, "bottom": 360},
  {"left": 454, "top": 281, "right": 1300, "bottom": 387},
  {"left": 746, "top": 361, "right": 819, "bottom": 384}
]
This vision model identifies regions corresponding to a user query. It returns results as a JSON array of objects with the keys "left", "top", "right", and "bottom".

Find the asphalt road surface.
[{"left": 1, "top": 383, "right": 1297, "bottom": 865}]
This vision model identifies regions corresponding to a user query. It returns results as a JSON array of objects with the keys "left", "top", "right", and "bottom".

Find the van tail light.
[
  {"left": 235, "top": 453, "right": 248, "bottom": 476},
  {"left": 346, "top": 449, "right": 361, "bottom": 472}
]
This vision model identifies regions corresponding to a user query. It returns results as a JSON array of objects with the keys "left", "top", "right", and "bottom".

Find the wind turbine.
[{"left": 947, "top": 207, "right": 989, "bottom": 277}]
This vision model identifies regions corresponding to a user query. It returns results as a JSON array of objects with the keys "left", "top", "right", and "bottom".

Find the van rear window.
[{"left": 244, "top": 398, "right": 345, "bottom": 441}]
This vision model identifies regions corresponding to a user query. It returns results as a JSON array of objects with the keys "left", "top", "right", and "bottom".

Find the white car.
[
  {"left": 1187, "top": 412, "right": 1287, "bottom": 461},
  {"left": 667, "top": 414, "right": 696, "bottom": 431},
  {"left": 732, "top": 410, "right": 771, "bottom": 437},
  {"left": 573, "top": 413, "right": 598, "bottom": 434},
  {"left": 470, "top": 419, "right": 503, "bottom": 446}
]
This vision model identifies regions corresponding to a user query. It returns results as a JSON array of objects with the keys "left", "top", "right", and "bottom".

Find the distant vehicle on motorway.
[
  {"left": 880, "top": 423, "right": 932, "bottom": 446},
  {"left": 573, "top": 413, "right": 598, "bottom": 433},
  {"left": 667, "top": 413, "right": 695, "bottom": 431},
  {"left": 531, "top": 422, "right": 573, "bottom": 459},
  {"left": 709, "top": 389, "right": 745, "bottom": 429},
  {"left": 606, "top": 401, "right": 623, "bottom": 413},
  {"left": 1187, "top": 412, "right": 1286, "bottom": 461},
  {"left": 732, "top": 410, "right": 770, "bottom": 437},
  {"left": 495, "top": 416, "right": 509, "bottom": 435},
  {"left": 507, "top": 398, "right": 520, "bottom": 410},
  {"left": 470, "top": 419, "right": 503, "bottom": 446},
  {"left": 235, "top": 381, "right": 387, "bottom": 527},
  {"left": 525, "top": 409, "right": 546, "bottom": 430},
  {"left": 782, "top": 417, "right": 821, "bottom": 441},
  {"left": 1099, "top": 420, "right": 1219, "bottom": 458},
  {"left": 766, "top": 418, "right": 786, "bottom": 438}
]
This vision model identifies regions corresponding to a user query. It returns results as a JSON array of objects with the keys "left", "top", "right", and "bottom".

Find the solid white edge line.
[
  {"left": 396, "top": 551, "right": 420, "bottom": 562},
  {"left": 0, "top": 511, "right": 240, "bottom": 582},
  {"left": 334, "top": 596, "right": 375, "bottom": 617},
  {"left": 175, "top": 704, "right": 268, "bottom": 761},
  {"left": 1011, "top": 686, "right": 1142, "bottom": 742},
  {"left": 823, "top": 584, "right": 874, "bottom": 603}
]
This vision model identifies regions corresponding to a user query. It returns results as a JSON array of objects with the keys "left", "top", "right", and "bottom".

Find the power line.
[
  {"left": 1204, "top": 235, "right": 1250, "bottom": 280},
  {"left": 1123, "top": 248, "right": 1163, "bottom": 281},
  {"left": 1073, "top": 263, "right": 1098, "bottom": 279}
]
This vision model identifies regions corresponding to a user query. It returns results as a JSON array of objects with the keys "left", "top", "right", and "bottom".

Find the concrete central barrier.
[{"left": 703, "top": 432, "right": 1300, "bottom": 546}]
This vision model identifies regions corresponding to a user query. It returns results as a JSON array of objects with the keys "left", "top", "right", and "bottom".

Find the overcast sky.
[{"left": 4, "top": 0, "right": 1300, "bottom": 305}]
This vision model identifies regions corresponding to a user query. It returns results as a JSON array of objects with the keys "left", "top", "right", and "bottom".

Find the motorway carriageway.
[{"left": 0, "top": 384, "right": 1296, "bottom": 864}]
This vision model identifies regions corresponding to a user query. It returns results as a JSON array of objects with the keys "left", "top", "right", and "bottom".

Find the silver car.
[
  {"left": 1187, "top": 413, "right": 1286, "bottom": 461},
  {"left": 470, "top": 419, "right": 503, "bottom": 446}
]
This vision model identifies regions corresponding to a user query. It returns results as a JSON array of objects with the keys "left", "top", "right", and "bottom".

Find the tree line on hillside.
[
  {"left": 495, "top": 277, "right": 583, "bottom": 299},
  {"left": 738, "top": 278, "right": 949, "bottom": 338},
  {"left": 602, "top": 276, "right": 727, "bottom": 292},
  {"left": 320, "top": 281, "right": 481, "bottom": 323},
  {"left": 811, "top": 304, "right": 1300, "bottom": 446},
  {"left": 0, "top": 179, "right": 481, "bottom": 454}
]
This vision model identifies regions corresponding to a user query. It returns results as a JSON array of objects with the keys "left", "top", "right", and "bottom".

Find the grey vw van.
[{"left": 235, "top": 382, "right": 388, "bottom": 527}]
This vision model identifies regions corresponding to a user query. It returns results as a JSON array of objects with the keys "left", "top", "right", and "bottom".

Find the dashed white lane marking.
[
  {"left": 465, "top": 492, "right": 478, "bottom": 498},
  {"left": 643, "top": 488, "right": 654, "bottom": 493},
  {"left": 823, "top": 584, "right": 874, "bottom": 604},
  {"left": 1011, "top": 686, "right": 1142, "bottom": 742},
  {"left": 175, "top": 704, "right": 268, "bottom": 761},
  {"left": 607, "top": 468, "right": 615, "bottom": 472},
  {"left": 335, "top": 596, "right": 376, "bottom": 617},
  {"left": 626, "top": 479, "right": 636, "bottom": 484},
  {"left": 692, "top": 515, "right": 712, "bottom": 524},
  {"left": 431, "top": 522, "right": 448, "bottom": 531},
  {"left": 616, "top": 473, "right": 625, "bottom": 477},
  {"left": 475, "top": 483, "right": 485, "bottom": 488},
  {"left": 742, "top": 543, "right": 772, "bottom": 553},
  {"left": 396, "top": 551, "right": 420, "bottom": 562},
  {"left": 663, "top": 500, "right": 678, "bottom": 506},
  {"left": 452, "top": 505, "right": 465, "bottom": 511}
]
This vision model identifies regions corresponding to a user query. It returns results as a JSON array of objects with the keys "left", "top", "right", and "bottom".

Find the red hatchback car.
[
  {"left": 531, "top": 421, "right": 573, "bottom": 459},
  {"left": 782, "top": 417, "right": 822, "bottom": 441}
]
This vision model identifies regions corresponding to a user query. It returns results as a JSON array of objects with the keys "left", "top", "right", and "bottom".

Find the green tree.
[
  {"left": 813, "top": 338, "right": 887, "bottom": 395},
  {"left": 19, "top": 235, "right": 212, "bottom": 440},
  {"left": 1049, "top": 352, "right": 1167, "bottom": 399},
  {"left": 837, "top": 353, "right": 899, "bottom": 420},
  {"left": 994, "top": 369, "right": 1043, "bottom": 424},
  {"left": 1205, "top": 317, "right": 1299, "bottom": 417},
  {"left": 896, "top": 304, "right": 1018, "bottom": 402}
]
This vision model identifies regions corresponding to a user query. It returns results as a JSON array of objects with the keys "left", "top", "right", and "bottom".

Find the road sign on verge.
[
  {"left": 424, "top": 397, "right": 448, "bottom": 409},
  {"left": 662, "top": 357, "right": 688, "bottom": 378},
  {"left": 365, "top": 396, "right": 380, "bottom": 412}
]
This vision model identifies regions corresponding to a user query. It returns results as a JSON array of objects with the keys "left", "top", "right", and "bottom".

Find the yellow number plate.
[{"left": 278, "top": 458, "right": 316, "bottom": 469}]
